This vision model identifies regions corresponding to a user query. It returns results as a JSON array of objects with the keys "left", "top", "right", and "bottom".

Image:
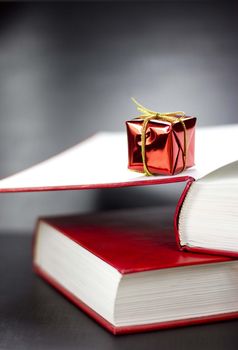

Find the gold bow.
[{"left": 131, "top": 98, "right": 187, "bottom": 176}]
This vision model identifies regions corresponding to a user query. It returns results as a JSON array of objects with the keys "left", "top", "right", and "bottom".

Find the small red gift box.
[{"left": 126, "top": 101, "right": 196, "bottom": 176}]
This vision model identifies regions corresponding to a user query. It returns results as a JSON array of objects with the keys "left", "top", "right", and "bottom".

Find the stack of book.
[{"left": 1, "top": 124, "right": 238, "bottom": 334}]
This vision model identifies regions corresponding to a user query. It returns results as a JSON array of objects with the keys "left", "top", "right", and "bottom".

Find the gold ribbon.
[{"left": 131, "top": 98, "right": 187, "bottom": 176}]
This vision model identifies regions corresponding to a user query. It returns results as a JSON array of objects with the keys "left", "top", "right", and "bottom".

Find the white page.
[{"left": 0, "top": 124, "right": 237, "bottom": 192}]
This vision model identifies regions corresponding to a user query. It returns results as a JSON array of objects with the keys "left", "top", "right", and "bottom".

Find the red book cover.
[{"left": 33, "top": 207, "right": 238, "bottom": 334}]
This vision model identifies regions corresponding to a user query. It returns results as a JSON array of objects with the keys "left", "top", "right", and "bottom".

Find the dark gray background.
[{"left": 0, "top": 1, "right": 238, "bottom": 231}]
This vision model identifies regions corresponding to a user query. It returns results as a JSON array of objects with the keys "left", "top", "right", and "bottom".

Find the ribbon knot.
[{"left": 131, "top": 98, "right": 187, "bottom": 176}]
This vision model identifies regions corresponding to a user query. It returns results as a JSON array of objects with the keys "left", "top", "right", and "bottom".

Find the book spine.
[{"left": 173, "top": 177, "right": 195, "bottom": 250}]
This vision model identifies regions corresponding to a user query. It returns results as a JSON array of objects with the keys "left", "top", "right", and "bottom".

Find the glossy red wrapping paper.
[{"left": 126, "top": 116, "right": 196, "bottom": 175}]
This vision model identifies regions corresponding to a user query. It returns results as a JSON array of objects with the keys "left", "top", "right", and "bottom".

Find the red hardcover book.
[
  {"left": 33, "top": 207, "right": 238, "bottom": 335},
  {"left": 1, "top": 124, "right": 238, "bottom": 257}
]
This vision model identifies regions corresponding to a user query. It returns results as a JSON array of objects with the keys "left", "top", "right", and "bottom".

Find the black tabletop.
[{"left": 1, "top": 233, "right": 238, "bottom": 350}]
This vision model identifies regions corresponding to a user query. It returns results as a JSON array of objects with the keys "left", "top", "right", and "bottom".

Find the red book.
[
  {"left": 33, "top": 207, "right": 238, "bottom": 335},
  {"left": 1, "top": 125, "right": 238, "bottom": 257}
]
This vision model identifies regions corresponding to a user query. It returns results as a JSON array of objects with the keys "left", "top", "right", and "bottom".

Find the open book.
[{"left": 1, "top": 124, "right": 238, "bottom": 256}]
